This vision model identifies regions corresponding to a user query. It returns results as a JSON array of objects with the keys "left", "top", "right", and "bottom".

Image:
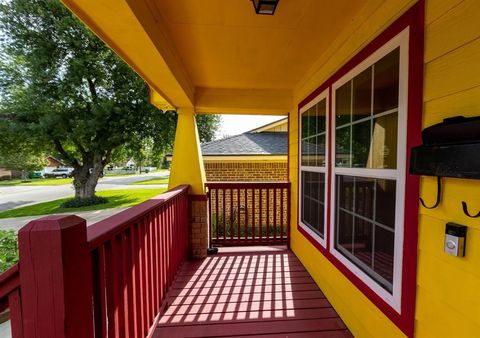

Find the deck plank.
[{"left": 154, "top": 247, "right": 352, "bottom": 338}]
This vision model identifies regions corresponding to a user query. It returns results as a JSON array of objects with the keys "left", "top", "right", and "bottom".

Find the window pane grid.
[
  {"left": 335, "top": 48, "right": 400, "bottom": 170},
  {"left": 300, "top": 169, "right": 325, "bottom": 239},
  {"left": 334, "top": 173, "right": 396, "bottom": 292}
]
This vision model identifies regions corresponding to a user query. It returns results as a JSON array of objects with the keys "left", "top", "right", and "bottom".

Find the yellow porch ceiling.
[{"left": 153, "top": 0, "right": 367, "bottom": 90}]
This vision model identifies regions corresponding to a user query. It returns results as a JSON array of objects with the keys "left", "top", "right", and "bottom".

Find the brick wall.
[{"left": 204, "top": 161, "right": 287, "bottom": 182}]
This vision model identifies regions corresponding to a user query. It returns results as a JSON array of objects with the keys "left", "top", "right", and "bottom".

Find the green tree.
[
  {"left": 197, "top": 114, "right": 221, "bottom": 143},
  {"left": 0, "top": 0, "right": 218, "bottom": 202}
]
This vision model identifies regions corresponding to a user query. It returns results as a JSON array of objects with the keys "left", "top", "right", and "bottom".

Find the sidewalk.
[{"left": 0, "top": 207, "right": 129, "bottom": 232}]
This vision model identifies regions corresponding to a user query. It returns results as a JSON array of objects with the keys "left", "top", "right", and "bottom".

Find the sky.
[{"left": 216, "top": 114, "right": 285, "bottom": 139}]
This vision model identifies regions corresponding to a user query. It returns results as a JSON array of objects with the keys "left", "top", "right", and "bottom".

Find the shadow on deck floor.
[{"left": 154, "top": 246, "right": 352, "bottom": 338}]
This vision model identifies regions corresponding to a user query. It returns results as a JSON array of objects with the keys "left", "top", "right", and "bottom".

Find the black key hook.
[
  {"left": 419, "top": 176, "right": 442, "bottom": 209},
  {"left": 462, "top": 201, "right": 480, "bottom": 218}
]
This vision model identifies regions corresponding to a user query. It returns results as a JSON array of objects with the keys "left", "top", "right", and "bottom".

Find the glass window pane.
[
  {"left": 374, "top": 226, "right": 394, "bottom": 285},
  {"left": 337, "top": 175, "right": 354, "bottom": 211},
  {"left": 335, "top": 126, "right": 351, "bottom": 167},
  {"left": 336, "top": 210, "right": 353, "bottom": 252},
  {"left": 301, "top": 142, "right": 308, "bottom": 166},
  {"left": 307, "top": 106, "right": 317, "bottom": 137},
  {"left": 308, "top": 137, "right": 317, "bottom": 166},
  {"left": 301, "top": 171, "right": 325, "bottom": 237},
  {"left": 353, "top": 217, "right": 373, "bottom": 268},
  {"left": 316, "top": 134, "right": 325, "bottom": 167},
  {"left": 336, "top": 81, "right": 351, "bottom": 127},
  {"left": 352, "top": 68, "right": 372, "bottom": 121},
  {"left": 301, "top": 113, "right": 309, "bottom": 139},
  {"left": 372, "top": 112, "right": 397, "bottom": 169},
  {"left": 374, "top": 48, "right": 399, "bottom": 115},
  {"left": 375, "top": 179, "right": 396, "bottom": 228},
  {"left": 316, "top": 99, "right": 327, "bottom": 134},
  {"left": 354, "top": 177, "right": 374, "bottom": 220},
  {"left": 302, "top": 172, "right": 309, "bottom": 224},
  {"left": 352, "top": 120, "right": 371, "bottom": 168}
]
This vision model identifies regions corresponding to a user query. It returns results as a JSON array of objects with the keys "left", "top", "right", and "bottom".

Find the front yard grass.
[
  {"left": 0, "top": 177, "right": 73, "bottom": 186},
  {"left": 0, "top": 188, "right": 166, "bottom": 219},
  {"left": 131, "top": 177, "right": 169, "bottom": 185}
]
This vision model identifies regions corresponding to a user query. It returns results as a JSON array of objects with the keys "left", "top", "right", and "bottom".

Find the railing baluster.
[
  {"left": 281, "top": 188, "right": 284, "bottom": 242},
  {"left": 208, "top": 190, "right": 212, "bottom": 247},
  {"left": 230, "top": 188, "right": 233, "bottom": 242},
  {"left": 153, "top": 209, "right": 160, "bottom": 314},
  {"left": 131, "top": 224, "right": 141, "bottom": 338},
  {"left": 266, "top": 187, "right": 270, "bottom": 242},
  {"left": 237, "top": 189, "right": 240, "bottom": 242},
  {"left": 222, "top": 188, "right": 226, "bottom": 241},
  {"left": 8, "top": 289, "right": 23, "bottom": 338},
  {"left": 252, "top": 188, "right": 256, "bottom": 242},
  {"left": 215, "top": 188, "right": 219, "bottom": 244},
  {"left": 147, "top": 213, "right": 154, "bottom": 321},
  {"left": 122, "top": 231, "right": 134, "bottom": 338},
  {"left": 274, "top": 188, "right": 277, "bottom": 243}
]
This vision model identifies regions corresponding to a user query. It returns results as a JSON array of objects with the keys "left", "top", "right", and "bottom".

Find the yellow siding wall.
[{"left": 289, "top": 0, "right": 480, "bottom": 337}]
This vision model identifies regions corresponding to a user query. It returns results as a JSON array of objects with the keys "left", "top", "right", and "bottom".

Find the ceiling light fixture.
[{"left": 251, "top": 0, "right": 280, "bottom": 15}]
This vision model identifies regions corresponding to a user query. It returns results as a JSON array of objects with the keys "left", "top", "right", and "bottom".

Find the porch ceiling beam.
[
  {"left": 194, "top": 88, "right": 292, "bottom": 115},
  {"left": 61, "top": 0, "right": 194, "bottom": 109}
]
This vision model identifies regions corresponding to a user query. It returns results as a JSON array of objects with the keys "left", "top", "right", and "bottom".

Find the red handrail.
[
  {"left": 206, "top": 182, "right": 290, "bottom": 246},
  {"left": 88, "top": 185, "right": 190, "bottom": 338},
  {"left": 0, "top": 264, "right": 23, "bottom": 337}
]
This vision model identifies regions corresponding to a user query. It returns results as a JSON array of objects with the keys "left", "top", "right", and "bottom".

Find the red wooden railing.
[
  {"left": 88, "top": 185, "right": 189, "bottom": 338},
  {"left": 0, "top": 185, "right": 189, "bottom": 338},
  {"left": 0, "top": 264, "right": 23, "bottom": 337},
  {"left": 206, "top": 182, "right": 290, "bottom": 246}
]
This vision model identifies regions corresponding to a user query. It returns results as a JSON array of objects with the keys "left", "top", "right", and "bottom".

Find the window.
[
  {"left": 299, "top": 90, "right": 328, "bottom": 245},
  {"left": 298, "top": 28, "right": 410, "bottom": 313},
  {"left": 330, "top": 30, "right": 407, "bottom": 311}
]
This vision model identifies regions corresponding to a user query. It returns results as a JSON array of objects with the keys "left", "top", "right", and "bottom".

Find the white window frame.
[
  {"left": 298, "top": 89, "right": 329, "bottom": 248},
  {"left": 328, "top": 28, "right": 409, "bottom": 313}
]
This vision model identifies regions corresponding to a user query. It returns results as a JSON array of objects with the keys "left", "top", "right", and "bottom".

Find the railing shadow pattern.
[{"left": 154, "top": 249, "right": 353, "bottom": 338}]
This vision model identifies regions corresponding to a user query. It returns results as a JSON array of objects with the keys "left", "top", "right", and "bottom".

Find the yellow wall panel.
[
  {"left": 415, "top": 289, "right": 480, "bottom": 337},
  {"left": 423, "top": 85, "right": 480, "bottom": 127},
  {"left": 425, "top": 0, "right": 480, "bottom": 62},
  {"left": 424, "top": 38, "right": 480, "bottom": 101},
  {"left": 425, "top": 0, "right": 462, "bottom": 24},
  {"left": 417, "top": 250, "right": 480, "bottom": 324}
]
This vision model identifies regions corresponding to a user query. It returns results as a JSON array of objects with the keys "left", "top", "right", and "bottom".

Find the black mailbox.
[{"left": 410, "top": 116, "right": 480, "bottom": 179}]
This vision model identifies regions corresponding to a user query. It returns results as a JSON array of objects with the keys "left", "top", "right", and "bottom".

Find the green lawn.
[
  {"left": 0, "top": 188, "right": 166, "bottom": 219},
  {"left": 131, "top": 177, "right": 169, "bottom": 185},
  {"left": 0, "top": 178, "right": 73, "bottom": 186}
]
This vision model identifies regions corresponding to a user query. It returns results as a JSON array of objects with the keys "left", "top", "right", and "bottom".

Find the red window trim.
[{"left": 296, "top": 2, "right": 424, "bottom": 337}]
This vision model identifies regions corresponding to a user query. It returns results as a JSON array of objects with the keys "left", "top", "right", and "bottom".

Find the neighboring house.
[
  {"left": 0, "top": 168, "right": 21, "bottom": 180},
  {"left": 202, "top": 118, "right": 288, "bottom": 182},
  {"left": 168, "top": 118, "right": 289, "bottom": 182},
  {"left": 42, "top": 156, "right": 65, "bottom": 175}
]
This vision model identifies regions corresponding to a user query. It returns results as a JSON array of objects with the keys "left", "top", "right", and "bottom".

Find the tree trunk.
[{"left": 72, "top": 162, "right": 103, "bottom": 200}]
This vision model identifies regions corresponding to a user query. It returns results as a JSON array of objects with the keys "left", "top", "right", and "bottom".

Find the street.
[{"left": 0, "top": 171, "right": 169, "bottom": 211}]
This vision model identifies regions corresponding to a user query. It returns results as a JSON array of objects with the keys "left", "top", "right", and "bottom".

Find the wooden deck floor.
[{"left": 153, "top": 246, "right": 352, "bottom": 338}]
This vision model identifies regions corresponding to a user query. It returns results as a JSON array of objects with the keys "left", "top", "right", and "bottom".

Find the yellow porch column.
[{"left": 168, "top": 107, "right": 206, "bottom": 195}]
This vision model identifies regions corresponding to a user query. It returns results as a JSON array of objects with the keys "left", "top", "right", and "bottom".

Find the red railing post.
[{"left": 18, "top": 215, "right": 94, "bottom": 338}]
